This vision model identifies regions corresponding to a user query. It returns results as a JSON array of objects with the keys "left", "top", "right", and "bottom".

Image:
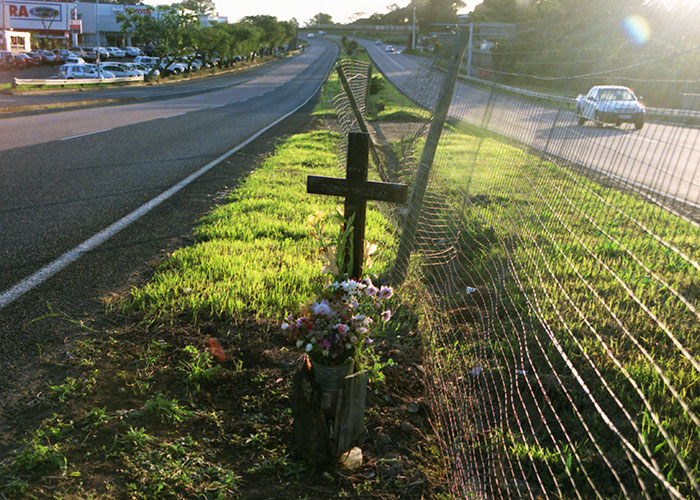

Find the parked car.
[
  {"left": 130, "top": 62, "right": 159, "bottom": 77},
  {"left": 133, "top": 55, "right": 159, "bottom": 66},
  {"left": 0, "top": 50, "right": 13, "bottom": 68},
  {"left": 70, "top": 46, "right": 89, "bottom": 58},
  {"left": 53, "top": 49, "right": 77, "bottom": 63},
  {"left": 107, "top": 46, "right": 125, "bottom": 58},
  {"left": 63, "top": 55, "right": 86, "bottom": 65},
  {"left": 12, "top": 53, "right": 35, "bottom": 68},
  {"left": 38, "top": 49, "right": 58, "bottom": 64},
  {"left": 375, "top": 40, "right": 382, "bottom": 45},
  {"left": 575, "top": 85, "right": 646, "bottom": 130},
  {"left": 57, "top": 63, "right": 114, "bottom": 79},
  {"left": 122, "top": 46, "right": 142, "bottom": 57},
  {"left": 160, "top": 60, "right": 186, "bottom": 75},
  {"left": 98, "top": 62, "right": 140, "bottom": 77},
  {"left": 22, "top": 51, "right": 44, "bottom": 64},
  {"left": 91, "top": 47, "right": 110, "bottom": 60}
]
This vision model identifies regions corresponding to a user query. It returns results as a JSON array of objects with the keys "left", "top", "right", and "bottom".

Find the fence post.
[{"left": 392, "top": 28, "right": 470, "bottom": 285}]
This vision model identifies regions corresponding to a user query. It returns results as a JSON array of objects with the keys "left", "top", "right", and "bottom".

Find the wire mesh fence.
[{"left": 337, "top": 9, "right": 700, "bottom": 498}]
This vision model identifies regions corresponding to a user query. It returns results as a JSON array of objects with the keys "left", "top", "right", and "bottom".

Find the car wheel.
[
  {"left": 577, "top": 115, "right": 585, "bottom": 126},
  {"left": 634, "top": 118, "right": 644, "bottom": 130},
  {"left": 594, "top": 111, "right": 602, "bottom": 128}
]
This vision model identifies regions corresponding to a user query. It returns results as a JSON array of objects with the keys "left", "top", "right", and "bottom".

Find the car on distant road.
[
  {"left": 576, "top": 85, "right": 645, "bottom": 130},
  {"left": 385, "top": 45, "right": 395, "bottom": 52},
  {"left": 376, "top": 40, "right": 382, "bottom": 45}
]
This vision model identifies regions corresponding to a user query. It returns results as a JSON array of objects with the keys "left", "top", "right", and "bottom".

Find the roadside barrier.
[
  {"left": 13, "top": 75, "right": 144, "bottom": 87},
  {"left": 458, "top": 73, "right": 700, "bottom": 121}
]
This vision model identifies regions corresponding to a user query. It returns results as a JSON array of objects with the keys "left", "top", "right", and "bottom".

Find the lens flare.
[{"left": 621, "top": 14, "right": 652, "bottom": 46}]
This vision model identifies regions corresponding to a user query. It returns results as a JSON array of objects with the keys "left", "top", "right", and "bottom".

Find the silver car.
[{"left": 576, "top": 85, "right": 646, "bottom": 130}]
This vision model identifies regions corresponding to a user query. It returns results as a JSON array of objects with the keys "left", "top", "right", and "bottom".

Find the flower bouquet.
[{"left": 282, "top": 277, "right": 393, "bottom": 379}]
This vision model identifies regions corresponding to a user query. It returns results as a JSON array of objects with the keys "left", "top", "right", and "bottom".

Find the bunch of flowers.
[{"left": 282, "top": 277, "right": 393, "bottom": 366}]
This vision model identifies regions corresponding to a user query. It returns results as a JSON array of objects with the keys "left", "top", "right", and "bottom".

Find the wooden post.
[
  {"left": 392, "top": 28, "right": 470, "bottom": 285},
  {"left": 307, "top": 132, "right": 408, "bottom": 279}
]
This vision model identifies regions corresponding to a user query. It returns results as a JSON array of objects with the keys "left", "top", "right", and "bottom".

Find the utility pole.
[
  {"left": 466, "top": 23, "right": 473, "bottom": 78},
  {"left": 392, "top": 28, "right": 470, "bottom": 284},
  {"left": 96, "top": 0, "right": 102, "bottom": 78},
  {"left": 2, "top": 0, "right": 7, "bottom": 34},
  {"left": 411, "top": 6, "right": 416, "bottom": 50}
]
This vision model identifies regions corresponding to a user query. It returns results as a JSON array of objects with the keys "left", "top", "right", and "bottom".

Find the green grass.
[
  {"left": 0, "top": 52, "right": 439, "bottom": 500},
  {"left": 126, "top": 129, "right": 397, "bottom": 324},
  {"left": 418, "top": 119, "right": 700, "bottom": 498}
]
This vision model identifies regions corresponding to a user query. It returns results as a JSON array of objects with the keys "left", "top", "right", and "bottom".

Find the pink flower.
[
  {"left": 365, "top": 284, "right": 378, "bottom": 296},
  {"left": 335, "top": 323, "right": 349, "bottom": 334},
  {"left": 381, "top": 310, "right": 392, "bottom": 322},
  {"left": 378, "top": 286, "right": 393, "bottom": 299},
  {"left": 320, "top": 339, "right": 331, "bottom": 350}
]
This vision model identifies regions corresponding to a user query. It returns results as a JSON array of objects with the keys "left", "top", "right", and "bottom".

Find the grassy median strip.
[{"left": 126, "top": 128, "right": 397, "bottom": 324}]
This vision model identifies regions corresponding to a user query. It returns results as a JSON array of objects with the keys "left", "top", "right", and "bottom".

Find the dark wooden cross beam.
[{"left": 307, "top": 132, "right": 408, "bottom": 280}]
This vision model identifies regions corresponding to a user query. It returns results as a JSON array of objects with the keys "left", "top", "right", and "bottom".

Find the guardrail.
[
  {"left": 459, "top": 74, "right": 700, "bottom": 122},
  {"left": 13, "top": 75, "right": 144, "bottom": 87}
]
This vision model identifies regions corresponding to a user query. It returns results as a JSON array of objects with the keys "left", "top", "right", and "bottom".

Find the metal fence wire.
[{"left": 338, "top": 13, "right": 700, "bottom": 499}]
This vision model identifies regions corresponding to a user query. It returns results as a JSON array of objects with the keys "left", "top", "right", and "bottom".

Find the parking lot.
[{"left": 0, "top": 64, "right": 56, "bottom": 84}]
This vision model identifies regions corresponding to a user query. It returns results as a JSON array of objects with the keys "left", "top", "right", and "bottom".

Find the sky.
[{"left": 161, "top": 0, "right": 484, "bottom": 25}]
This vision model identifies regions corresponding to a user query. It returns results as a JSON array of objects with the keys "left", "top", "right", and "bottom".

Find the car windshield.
[{"left": 599, "top": 89, "right": 635, "bottom": 101}]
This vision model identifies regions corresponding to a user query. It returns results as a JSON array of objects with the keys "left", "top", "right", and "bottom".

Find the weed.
[
  {"left": 138, "top": 394, "right": 193, "bottom": 424},
  {"left": 179, "top": 345, "right": 220, "bottom": 388}
]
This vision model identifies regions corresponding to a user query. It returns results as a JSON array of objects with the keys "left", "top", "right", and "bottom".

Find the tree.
[
  {"left": 174, "top": 0, "right": 216, "bottom": 15},
  {"left": 242, "top": 15, "right": 287, "bottom": 52},
  {"left": 309, "top": 13, "right": 333, "bottom": 27},
  {"left": 117, "top": 5, "right": 199, "bottom": 78}
]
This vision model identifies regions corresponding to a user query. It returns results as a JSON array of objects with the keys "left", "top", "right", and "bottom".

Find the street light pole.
[
  {"left": 96, "top": 0, "right": 102, "bottom": 77},
  {"left": 411, "top": 6, "right": 416, "bottom": 50}
]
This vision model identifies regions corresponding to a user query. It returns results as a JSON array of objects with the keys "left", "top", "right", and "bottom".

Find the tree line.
[
  {"left": 117, "top": 7, "right": 296, "bottom": 78},
  {"left": 469, "top": 0, "right": 700, "bottom": 108}
]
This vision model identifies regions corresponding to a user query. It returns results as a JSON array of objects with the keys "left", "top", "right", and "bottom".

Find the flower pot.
[{"left": 312, "top": 359, "right": 354, "bottom": 392}]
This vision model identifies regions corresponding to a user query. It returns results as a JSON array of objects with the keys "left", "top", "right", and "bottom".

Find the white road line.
[
  {"left": 167, "top": 112, "right": 188, "bottom": 118},
  {"left": 60, "top": 128, "right": 112, "bottom": 141},
  {"left": 0, "top": 71, "right": 331, "bottom": 312}
]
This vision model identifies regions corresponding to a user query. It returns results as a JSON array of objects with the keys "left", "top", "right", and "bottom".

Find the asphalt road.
[
  {"left": 362, "top": 40, "right": 700, "bottom": 211},
  {"left": 0, "top": 38, "right": 337, "bottom": 399}
]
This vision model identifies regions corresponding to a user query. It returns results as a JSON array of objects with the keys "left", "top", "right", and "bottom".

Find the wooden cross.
[{"left": 307, "top": 132, "right": 408, "bottom": 279}]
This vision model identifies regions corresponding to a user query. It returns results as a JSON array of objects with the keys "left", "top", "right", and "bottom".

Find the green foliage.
[
  {"left": 126, "top": 130, "right": 396, "bottom": 323},
  {"left": 139, "top": 394, "right": 193, "bottom": 424},
  {"left": 179, "top": 345, "right": 220, "bottom": 387}
]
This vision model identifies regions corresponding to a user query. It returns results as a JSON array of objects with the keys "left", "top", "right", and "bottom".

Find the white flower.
[
  {"left": 312, "top": 299, "right": 333, "bottom": 317},
  {"left": 305, "top": 343, "right": 313, "bottom": 352},
  {"left": 281, "top": 323, "right": 289, "bottom": 331},
  {"left": 341, "top": 279, "right": 364, "bottom": 295}
]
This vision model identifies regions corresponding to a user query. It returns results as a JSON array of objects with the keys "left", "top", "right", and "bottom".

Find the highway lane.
[
  {"left": 0, "top": 38, "right": 338, "bottom": 300},
  {"left": 362, "top": 40, "right": 700, "bottom": 210}
]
